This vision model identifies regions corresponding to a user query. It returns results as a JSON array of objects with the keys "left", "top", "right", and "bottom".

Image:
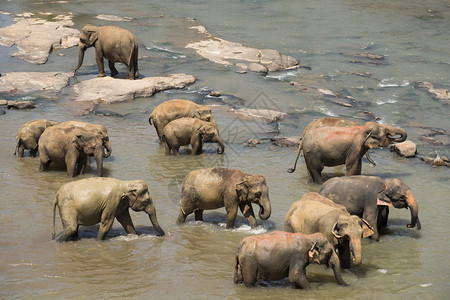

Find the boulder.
[
  {"left": 271, "top": 136, "right": 301, "bottom": 147},
  {"left": 7, "top": 100, "right": 35, "bottom": 109},
  {"left": 247, "top": 139, "right": 260, "bottom": 147},
  {"left": 0, "top": 12, "right": 79, "bottom": 64},
  {"left": 0, "top": 72, "right": 73, "bottom": 96},
  {"left": 231, "top": 107, "right": 287, "bottom": 123},
  {"left": 72, "top": 74, "right": 195, "bottom": 103},
  {"left": 389, "top": 141, "right": 417, "bottom": 158}
]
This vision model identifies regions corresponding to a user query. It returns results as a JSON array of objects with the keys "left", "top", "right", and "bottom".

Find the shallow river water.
[{"left": 0, "top": 0, "right": 449, "bottom": 299}]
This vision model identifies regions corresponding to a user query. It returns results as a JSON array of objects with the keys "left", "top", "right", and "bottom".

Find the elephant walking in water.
[
  {"left": 15, "top": 119, "right": 58, "bottom": 157},
  {"left": 53, "top": 178, "right": 165, "bottom": 241},
  {"left": 320, "top": 175, "right": 421, "bottom": 241}
]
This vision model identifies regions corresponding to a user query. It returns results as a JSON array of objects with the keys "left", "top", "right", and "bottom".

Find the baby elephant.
[
  {"left": 162, "top": 118, "right": 225, "bottom": 155},
  {"left": 15, "top": 119, "right": 58, "bottom": 157},
  {"left": 53, "top": 178, "right": 165, "bottom": 242},
  {"left": 234, "top": 231, "right": 348, "bottom": 289},
  {"left": 177, "top": 168, "right": 271, "bottom": 228}
]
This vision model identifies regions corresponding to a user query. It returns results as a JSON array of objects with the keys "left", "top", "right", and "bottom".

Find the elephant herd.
[{"left": 13, "top": 24, "right": 421, "bottom": 291}]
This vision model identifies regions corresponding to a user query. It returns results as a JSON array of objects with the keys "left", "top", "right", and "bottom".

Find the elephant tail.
[
  {"left": 234, "top": 255, "right": 244, "bottom": 284},
  {"left": 52, "top": 196, "right": 58, "bottom": 240},
  {"left": 148, "top": 113, "right": 154, "bottom": 125},
  {"left": 287, "top": 138, "right": 303, "bottom": 173}
]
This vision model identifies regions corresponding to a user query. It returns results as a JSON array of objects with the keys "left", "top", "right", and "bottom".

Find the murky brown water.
[{"left": 1, "top": 0, "right": 449, "bottom": 299}]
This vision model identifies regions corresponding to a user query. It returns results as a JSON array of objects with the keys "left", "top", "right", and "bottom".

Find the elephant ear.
[
  {"left": 377, "top": 191, "right": 393, "bottom": 207},
  {"left": 308, "top": 242, "right": 320, "bottom": 264},
  {"left": 87, "top": 29, "right": 98, "bottom": 46},
  {"left": 122, "top": 189, "right": 138, "bottom": 207},
  {"left": 236, "top": 181, "right": 249, "bottom": 202},
  {"left": 331, "top": 222, "right": 344, "bottom": 239},
  {"left": 74, "top": 134, "right": 86, "bottom": 149},
  {"left": 361, "top": 218, "right": 375, "bottom": 238}
]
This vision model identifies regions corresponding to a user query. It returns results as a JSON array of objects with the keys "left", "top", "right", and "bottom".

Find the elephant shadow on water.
[
  {"left": 53, "top": 225, "right": 163, "bottom": 241},
  {"left": 182, "top": 212, "right": 276, "bottom": 230}
]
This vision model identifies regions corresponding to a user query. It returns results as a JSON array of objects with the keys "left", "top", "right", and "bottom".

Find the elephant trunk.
[
  {"left": 216, "top": 136, "right": 225, "bottom": 154},
  {"left": 384, "top": 125, "right": 407, "bottom": 143},
  {"left": 103, "top": 140, "right": 112, "bottom": 158},
  {"left": 94, "top": 151, "right": 103, "bottom": 177},
  {"left": 328, "top": 251, "right": 349, "bottom": 286},
  {"left": 146, "top": 208, "right": 165, "bottom": 236},
  {"left": 405, "top": 190, "right": 421, "bottom": 229},
  {"left": 74, "top": 42, "right": 87, "bottom": 73},
  {"left": 258, "top": 189, "right": 271, "bottom": 220},
  {"left": 350, "top": 237, "right": 363, "bottom": 266}
]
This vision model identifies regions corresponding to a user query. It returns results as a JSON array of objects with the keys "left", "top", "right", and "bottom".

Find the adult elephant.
[
  {"left": 234, "top": 231, "right": 348, "bottom": 289},
  {"left": 176, "top": 168, "right": 271, "bottom": 229},
  {"left": 162, "top": 118, "right": 225, "bottom": 155},
  {"left": 284, "top": 192, "right": 374, "bottom": 269},
  {"left": 57, "top": 121, "right": 112, "bottom": 159},
  {"left": 15, "top": 119, "right": 58, "bottom": 157},
  {"left": 53, "top": 177, "right": 165, "bottom": 241},
  {"left": 287, "top": 117, "right": 407, "bottom": 184},
  {"left": 148, "top": 99, "right": 217, "bottom": 143},
  {"left": 38, "top": 126, "right": 105, "bottom": 177},
  {"left": 320, "top": 175, "right": 421, "bottom": 241},
  {"left": 74, "top": 24, "right": 139, "bottom": 79}
]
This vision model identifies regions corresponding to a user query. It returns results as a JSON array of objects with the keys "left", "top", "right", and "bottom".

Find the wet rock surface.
[
  {"left": 231, "top": 107, "right": 288, "bottom": 122},
  {"left": 389, "top": 141, "right": 417, "bottom": 158},
  {"left": 415, "top": 81, "right": 450, "bottom": 104},
  {"left": 0, "top": 72, "right": 73, "bottom": 97}
]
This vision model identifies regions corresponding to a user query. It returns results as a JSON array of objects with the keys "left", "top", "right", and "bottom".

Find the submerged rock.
[
  {"left": 231, "top": 107, "right": 287, "bottom": 122},
  {"left": 72, "top": 74, "right": 195, "bottom": 103},
  {"left": 0, "top": 12, "right": 79, "bottom": 64},
  {"left": 95, "top": 15, "right": 132, "bottom": 22},
  {"left": 421, "top": 156, "right": 450, "bottom": 167},
  {"left": 0, "top": 72, "right": 73, "bottom": 96},
  {"left": 271, "top": 136, "right": 301, "bottom": 147}
]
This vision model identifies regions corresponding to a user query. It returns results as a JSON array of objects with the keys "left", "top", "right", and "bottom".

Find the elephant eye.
[
  {"left": 205, "top": 116, "right": 211, "bottom": 121},
  {"left": 399, "top": 195, "right": 406, "bottom": 201},
  {"left": 255, "top": 191, "right": 262, "bottom": 198}
]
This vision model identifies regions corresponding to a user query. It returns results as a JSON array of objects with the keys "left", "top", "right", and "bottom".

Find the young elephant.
[
  {"left": 287, "top": 117, "right": 407, "bottom": 184},
  {"left": 176, "top": 168, "right": 271, "bottom": 229},
  {"left": 162, "top": 118, "right": 225, "bottom": 155},
  {"left": 320, "top": 175, "right": 421, "bottom": 241},
  {"left": 53, "top": 177, "right": 165, "bottom": 242},
  {"left": 148, "top": 99, "right": 217, "bottom": 143},
  {"left": 234, "top": 231, "right": 348, "bottom": 289},
  {"left": 15, "top": 119, "right": 58, "bottom": 157},
  {"left": 38, "top": 126, "right": 105, "bottom": 177},
  {"left": 284, "top": 192, "right": 374, "bottom": 269},
  {"left": 74, "top": 24, "right": 139, "bottom": 79}
]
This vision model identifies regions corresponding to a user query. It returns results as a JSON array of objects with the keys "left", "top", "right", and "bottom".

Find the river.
[{"left": 0, "top": 0, "right": 449, "bottom": 299}]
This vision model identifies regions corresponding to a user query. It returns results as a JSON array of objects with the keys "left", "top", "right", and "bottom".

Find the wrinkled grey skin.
[
  {"left": 176, "top": 168, "right": 271, "bottom": 229},
  {"left": 15, "top": 119, "right": 58, "bottom": 157},
  {"left": 320, "top": 175, "right": 421, "bottom": 241},
  {"left": 234, "top": 231, "right": 348, "bottom": 289},
  {"left": 149, "top": 99, "right": 218, "bottom": 143},
  {"left": 284, "top": 192, "right": 374, "bottom": 269},
  {"left": 74, "top": 24, "right": 139, "bottom": 79},
  {"left": 162, "top": 118, "right": 225, "bottom": 155},
  {"left": 53, "top": 177, "right": 165, "bottom": 242},
  {"left": 287, "top": 117, "right": 407, "bottom": 184},
  {"left": 38, "top": 126, "right": 105, "bottom": 177}
]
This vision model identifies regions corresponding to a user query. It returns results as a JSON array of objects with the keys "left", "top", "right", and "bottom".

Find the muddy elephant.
[
  {"left": 74, "top": 24, "right": 139, "bottom": 79},
  {"left": 15, "top": 119, "right": 59, "bottom": 157},
  {"left": 320, "top": 175, "right": 421, "bottom": 241},
  {"left": 38, "top": 126, "right": 105, "bottom": 177},
  {"left": 176, "top": 168, "right": 271, "bottom": 229},
  {"left": 287, "top": 117, "right": 407, "bottom": 184},
  {"left": 284, "top": 192, "right": 374, "bottom": 268},
  {"left": 53, "top": 177, "right": 165, "bottom": 241},
  {"left": 148, "top": 99, "right": 217, "bottom": 143},
  {"left": 57, "top": 121, "right": 112, "bottom": 159},
  {"left": 234, "top": 231, "right": 348, "bottom": 289},
  {"left": 162, "top": 118, "right": 225, "bottom": 155}
]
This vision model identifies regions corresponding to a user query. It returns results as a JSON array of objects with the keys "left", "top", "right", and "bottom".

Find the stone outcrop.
[
  {"left": 415, "top": 82, "right": 450, "bottom": 104},
  {"left": 186, "top": 25, "right": 299, "bottom": 73},
  {"left": 72, "top": 74, "right": 195, "bottom": 103},
  {"left": 0, "top": 72, "right": 73, "bottom": 96},
  {"left": 0, "top": 12, "right": 79, "bottom": 64}
]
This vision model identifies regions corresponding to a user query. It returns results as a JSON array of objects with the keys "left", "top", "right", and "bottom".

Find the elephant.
[
  {"left": 284, "top": 192, "right": 374, "bottom": 269},
  {"left": 38, "top": 126, "right": 105, "bottom": 177},
  {"left": 319, "top": 175, "right": 421, "bottom": 241},
  {"left": 148, "top": 99, "right": 218, "bottom": 143},
  {"left": 74, "top": 24, "right": 139, "bottom": 80},
  {"left": 57, "top": 121, "right": 112, "bottom": 159},
  {"left": 287, "top": 117, "right": 407, "bottom": 184},
  {"left": 15, "top": 119, "right": 58, "bottom": 157},
  {"left": 52, "top": 177, "right": 165, "bottom": 242},
  {"left": 162, "top": 118, "right": 225, "bottom": 155},
  {"left": 176, "top": 168, "right": 271, "bottom": 229},
  {"left": 234, "top": 231, "right": 348, "bottom": 289}
]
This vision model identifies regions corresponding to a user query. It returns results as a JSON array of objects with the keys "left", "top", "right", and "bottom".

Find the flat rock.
[
  {"left": 95, "top": 15, "right": 132, "bottom": 22},
  {"left": 7, "top": 100, "right": 35, "bottom": 109},
  {"left": 186, "top": 25, "right": 299, "bottom": 73},
  {"left": 231, "top": 107, "right": 287, "bottom": 122},
  {"left": 72, "top": 74, "right": 196, "bottom": 103},
  {"left": 389, "top": 141, "right": 417, "bottom": 158},
  {"left": 0, "top": 12, "right": 79, "bottom": 64},
  {"left": 421, "top": 156, "right": 450, "bottom": 167},
  {"left": 415, "top": 81, "right": 450, "bottom": 104},
  {"left": 271, "top": 136, "right": 301, "bottom": 147},
  {"left": 0, "top": 72, "right": 73, "bottom": 96}
]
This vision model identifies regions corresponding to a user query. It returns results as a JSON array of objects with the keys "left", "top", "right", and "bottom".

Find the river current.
[{"left": 0, "top": 0, "right": 449, "bottom": 299}]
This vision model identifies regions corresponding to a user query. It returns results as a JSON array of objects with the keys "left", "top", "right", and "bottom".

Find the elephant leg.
[
  {"left": 116, "top": 210, "right": 137, "bottom": 235},
  {"left": 39, "top": 156, "right": 51, "bottom": 172},
  {"left": 97, "top": 218, "right": 115, "bottom": 240},
  {"left": 176, "top": 196, "right": 194, "bottom": 224},
  {"left": 238, "top": 202, "right": 257, "bottom": 229},
  {"left": 95, "top": 49, "right": 106, "bottom": 77},
  {"left": 108, "top": 60, "right": 118, "bottom": 77},
  {"left": 363, "top": 209, "right": 380, "bottom": 241},
  {"left": 133, "top": 54, "right": 139, "bottom": 78},
  {"left": 225, "top": 205, "right": 239, "bottom": 229},
  {"left": 30, "top": 147, "right": 38, "bottom": 157},
  {"left": 191, "top": 137, "right": 203, "bottom": 155},
  {"left": 164, "top": 141, "right": 171, "bottom": 156},
  {"left": 377, "top": 206, "right": 389, "bottom": 229},
  {"left": 65, "top": 157, "right": 77, "bottom": 177},
  {"left": 194, "top": 210, "right": 204, "bottom": 221},
  {"left": 17, "top": 145, "right": 25, "bottom": 157},
  {"left": 126, "top": 63, "right": 134, "bottom": 80},
  {"left": 58, "top": 208, "right": 79, "bottom": 242},
  {"left": 289, "top": 263, "right": 310, "bottom": 289},
  {"left": 238, "top": 256, "right": 258, "bottom": 287},
  {"left": 76, "top": 156, "right": 87, "bottom": 175},
  {"left": 305, "top": 156, "right": 323, "bottom": 184},
  {"left": 337, "top": 245, "right": 351, "bottom": 269},
  {"left": 345, "top": 157, "right": 362, "bottom": 176}
]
